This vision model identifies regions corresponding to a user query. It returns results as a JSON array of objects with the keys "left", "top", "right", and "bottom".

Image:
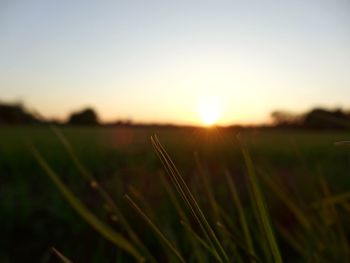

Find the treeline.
[
  {"left": 1, "top": 101, "right": 350, "bottom": 129},
  {"left": 0, "top": 102, "right": 193, "bottom": 128},
  {"left": 0, "top": 103, "right": 41, "bottom": 124},
  {"left": 271, "top": 108, "right": 350, "bottom": 129},
  {"left": 0, "top": 102, "right": 100, "bottom": 125}
]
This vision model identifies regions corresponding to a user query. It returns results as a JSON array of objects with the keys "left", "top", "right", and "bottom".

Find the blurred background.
[{"left": 1, "top": 0, "right": 350, "bottom": 262}]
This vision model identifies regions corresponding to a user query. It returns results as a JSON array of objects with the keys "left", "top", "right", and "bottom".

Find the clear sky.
[{"left": 1, "top": 0, "right": 349, "bottom": 125}]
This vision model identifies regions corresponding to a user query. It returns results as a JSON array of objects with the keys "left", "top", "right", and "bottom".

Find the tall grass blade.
[
  {"left": 50, "top": 126, "right": 119, "bottom": 215},
  {"left": 48, "top": 126, "right": 157, "bottom": 263},
  {"left": 319, "top": 175, "right": 348, "bottom": 261},
  {"left": 180, "top": 220, "right": 221, "bottom": 261},
  {"left": 224, "top": 171, "right": 255, "bottom": 257},
  {"left": 195, "top": 153, "right": 221, "bottom": 222},
  {"left": 125, "top": 194, "right": 186, "bottom": 263},
  {"left": 216, "top": 222, "right": 262, "bottom": 263},
  {"left": 311, "top": 191, "right": 350, "bottom": 208},
  {"left": 160, "top": 171, "right": 208, "bottom": 262},
  {"left": 51, "top": 247, "right": 73, "bottom": 263},
  {"left": 160, "top": 171, "right": 188, "bottom": 221},
  {"left": 259, "top": 170, "right": 311, "bottom": 230},
  {"left": 31, "top": 147, "right": 144, "bottom": 262},
  {"left": 127, "top": 185, "right": 155, "bottom": 219},
  {"left": 151, "top": 135, "right": 230, "bottom": 263},
  {"left": 237, "top": 135, "right": 283, "bottom": 263},
  {"left": 275, "top": 224, "right": 306, "bottom": 257}
]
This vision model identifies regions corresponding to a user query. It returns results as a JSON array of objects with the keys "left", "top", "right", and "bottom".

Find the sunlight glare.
[{"left": 197, "top": 97, "right": 222, "bottom": 126}]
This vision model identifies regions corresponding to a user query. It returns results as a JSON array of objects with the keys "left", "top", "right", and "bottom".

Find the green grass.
[{"left": 1, "top": 126, "right": 350, "bottom": 262}]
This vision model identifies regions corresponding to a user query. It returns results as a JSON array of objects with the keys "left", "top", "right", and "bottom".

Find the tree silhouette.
[
  {"left": 0, "top": 103, "right": 39, "bottom": 124},
  {"left": 302, "top": 108, "right": 350, "bottom": 129},
  {"left": 67, "top": 108, "right": 99, "bottom": 125},
  {"left": 271, "top": 110, "right": 301, "bottom": 127}
]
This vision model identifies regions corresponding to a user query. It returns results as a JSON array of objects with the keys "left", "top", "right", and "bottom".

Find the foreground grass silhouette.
[{"left": 29, "top": 127, "right": 350, "bottom": 262}]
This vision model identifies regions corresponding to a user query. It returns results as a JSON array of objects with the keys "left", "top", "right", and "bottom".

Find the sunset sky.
[{"left": 1, "top": 0, "right": 350, "bottom": 125}]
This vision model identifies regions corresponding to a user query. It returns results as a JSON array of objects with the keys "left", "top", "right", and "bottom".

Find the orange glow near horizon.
[
  {"left": 197, "top": 97, "right": 222, "bottom": 127},
  {"left": 1, "top": 1, "right": 350, "bottom": 126}
]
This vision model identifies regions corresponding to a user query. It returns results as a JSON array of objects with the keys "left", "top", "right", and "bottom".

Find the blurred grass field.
[{"left": 1, "top": 126, "right": 350, "bottom": 262}]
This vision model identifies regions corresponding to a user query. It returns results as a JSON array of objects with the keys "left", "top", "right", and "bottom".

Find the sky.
[{"left": 1, "top": 0, "right": 350, "bottom": 125}]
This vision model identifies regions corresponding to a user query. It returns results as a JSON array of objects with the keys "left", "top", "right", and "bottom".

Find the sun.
[{"left": 197, "top": 97, "right": 222, "bottom": 126}]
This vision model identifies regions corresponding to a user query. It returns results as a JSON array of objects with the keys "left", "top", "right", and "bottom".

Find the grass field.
[{"left": 1, "top": 126, "right": 350, "bottom": 262}]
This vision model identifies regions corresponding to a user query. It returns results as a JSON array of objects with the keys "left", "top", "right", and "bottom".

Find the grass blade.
[
  {"left": 160, "top": 171, "right": 208, "bottom": 262},
  {"left": 160, "top": 171, "right": 188, "bottom": 222},
  {"left": 319, "top": 175, "right": 348, "bottom": 261},
  {"left": 180, "top": 220, "right": 221, "bottom": 261},
  {"left": 259, "top": 170, "right": 311, "bottom": 230},
  {"left": 151, "top": 135, "right": 230, "bottom": 263},
  {"left": 31, "top": 147, "right": 144, "bottom": 262},
  {"left": 237, "top": 135, "right": 283, "bottom": 263},
  {"left": 311, "top": 191, "right": 350, "bottom": 209},
  {"left": 275, "top": 224, "right": 307, "bottom": 257},
  {"left": 125, "top": 194, "right": 185, "bottom": 263},
  {"left": 224, "top": 171, "right": 255, "bottom": 258},
  {"left": 49, "top": 126, "right": 157, "bottom": 263},
  {"left": 195, "top": 153, "right": 221, "bottom": 222},
  {"left": 51, "top": 247, "right": 73, "bottom": 263},
  {"left": 50, "top": 126, "right": 120, "bottom": 215},
  {"left": 216, "top": 222, "right": 262, "bottom": 263}
]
